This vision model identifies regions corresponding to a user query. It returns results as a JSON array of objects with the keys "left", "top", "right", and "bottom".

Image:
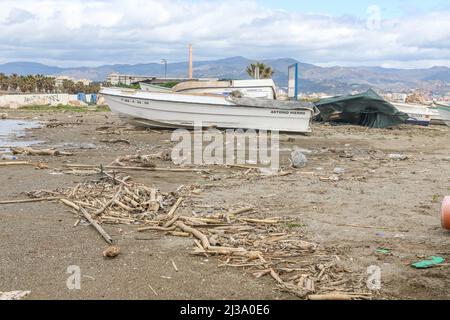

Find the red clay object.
[{"left": 442, "top": 196, "right": 450, "bottom": 230}]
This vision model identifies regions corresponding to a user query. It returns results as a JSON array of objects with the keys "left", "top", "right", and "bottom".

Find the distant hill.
[{"left": 1, "top": 56, "right": 449, "bottom": 95}]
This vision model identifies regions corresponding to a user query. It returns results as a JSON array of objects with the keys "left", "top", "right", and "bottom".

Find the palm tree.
[
  {"left": 43, "top": 77, "right": 56, "bottom": 93},
  {"left": 9, "top": 74, "right": 20, "bottom": 92},
  {"left": 246, "top": 62, "right": 274, "bottom": 79},
  {"left": 18, "top": 75, "right": 36, "bottom": 93},
  {"left": 62, "top": 79, "right": 76, "bottom": 94},
  {"left": 35, "top": 74, "right": 45, "bottom": 93}
]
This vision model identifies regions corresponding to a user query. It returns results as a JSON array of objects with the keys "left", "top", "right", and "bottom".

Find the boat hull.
[
  {"left": 102, "top": 89, "right": 314, "bottom": 133},
  {"left": 437, "top": 105, "right": 450, "bottom": 127},
  {"left": 393, "top": 103, "right": 432, "bottom": 126}
]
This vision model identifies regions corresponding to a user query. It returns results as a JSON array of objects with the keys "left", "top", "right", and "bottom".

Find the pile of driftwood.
[
  {"left": 11, "top": 147, "right": 73, "bottom": 156},
  {"left": 137, "top": 207, "right": 369, "bottom": 299},
  {"left": 13, "top": 173, "right": 370, "bottom": 300},
  {"left": 57, "top": 175, "right": 175, "bottom": 233}
]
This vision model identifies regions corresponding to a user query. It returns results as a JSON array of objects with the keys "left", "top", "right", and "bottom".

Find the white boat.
[
  {"left": 140, "top": 79, "right": 277, "bottom": 99},
  {"left": 101, "top": 87, "right": 317, "bottom": 133},
  {"left": 392, "top": 102, "right": 433, "bottom": 126},
  {"left": 435, "top": 103, "right": 450, "bottom": 127}
]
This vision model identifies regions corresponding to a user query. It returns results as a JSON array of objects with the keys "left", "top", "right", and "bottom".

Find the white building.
[{"left": 54, "top": 76, "right": 92, "bottom": 87}]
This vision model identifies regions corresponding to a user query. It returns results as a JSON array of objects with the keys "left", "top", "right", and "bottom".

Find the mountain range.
[{"left": 1, "top": 57, "right": 449, "bottom": 95}]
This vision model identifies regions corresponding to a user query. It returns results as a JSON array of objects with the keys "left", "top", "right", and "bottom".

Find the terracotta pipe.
[{"left": 441, "top": 196, "right": 450, "bottom": 230}]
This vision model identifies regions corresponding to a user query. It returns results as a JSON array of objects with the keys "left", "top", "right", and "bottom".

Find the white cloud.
[{"left": 0, "top": 0, "right": 448, "bottom": 68}]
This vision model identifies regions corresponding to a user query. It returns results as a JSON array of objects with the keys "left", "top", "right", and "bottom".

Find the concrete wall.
[{"left": 0, "top": 93, "right": 78, "bottom": 108}]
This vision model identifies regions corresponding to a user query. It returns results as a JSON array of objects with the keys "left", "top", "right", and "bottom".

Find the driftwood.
[
  {"left": 11, "top": 147, "right": 73, "bottom": 156},
  {"left": 167, "top": 197, "right": 183, "bottom": 218},
  {"left": 60, "top": 198, "right": 113, "bottom": 244},
  {"left": 174, "top": 221, "right": 211, "bottom": 249},
  {"left": 63, "top": 164, "right": 208, "bottom": 173},
  {"left": 308, "top": 293, "right": 371, "bottom": 300},
  {"left": 137, "top": 225, "right": 177, "bottom": 232},
  {"left": 0, "top": 161, "right": 32, "bottom": 166},
  {"left": 229, "top": 207, "right": 254, "bottom": 215},
  {"left": 0, "top": 197, "right": 59, "bottom": 205},
  {"left": 79, "top": 206, "right": 113, "bottom": 244},
  {"left": 43, "top": 174, "right": 354, "bottom": 300}
]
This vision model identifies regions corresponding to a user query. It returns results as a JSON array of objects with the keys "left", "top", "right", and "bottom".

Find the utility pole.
[
  {"left": 161, "top": 59, "right": 167, "bottom": 79},
  {"left": 188, "top": 44, "right": 193, "bottom": 79}
]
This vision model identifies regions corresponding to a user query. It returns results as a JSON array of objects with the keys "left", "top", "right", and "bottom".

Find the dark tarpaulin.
[{"left": 314, "top": 89, "right": 409, "bottom": 128}]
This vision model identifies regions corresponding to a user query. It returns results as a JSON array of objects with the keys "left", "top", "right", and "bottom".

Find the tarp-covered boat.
[{"left": 314, "top": 89, "right": 409, "bottom": 128}]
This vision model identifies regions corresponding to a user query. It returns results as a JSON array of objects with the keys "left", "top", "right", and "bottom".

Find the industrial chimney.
[{"left": 188, "top": 44, "right": 193, "bottom": 79}]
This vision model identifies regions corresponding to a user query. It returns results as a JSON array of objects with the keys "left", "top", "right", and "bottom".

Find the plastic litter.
[
  {"left": 411, "top": 256, "right": 445, "bottom": 269},
  {"left": 290, "top": 150, "right": 307, "bottom": 168},
  {"left": 376, "top": 248, "right": 391, "bottom": 254},
  {"left": 333, "top": 167, "right": 345, "bottom": 175}
]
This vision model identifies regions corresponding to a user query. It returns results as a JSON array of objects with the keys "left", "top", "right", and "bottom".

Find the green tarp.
[{"left": 314, "top": 89, "right": 409, "bottom": 128}]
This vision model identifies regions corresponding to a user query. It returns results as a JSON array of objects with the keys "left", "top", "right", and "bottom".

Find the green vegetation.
[
  {"left": 19, "top": 104, "right": 110, "bottom": 112},
  {"left": 284, "top": 222, "right": 305, "bottom": 229},
  {"left": 246, "top": 62, "right": 274, "bottom": 79},
  {"left": 432, "top": 194, "right": 441, "bottom": 202},
  {"left": 0, "top": 73, "right": 101, "bottom": 94}
]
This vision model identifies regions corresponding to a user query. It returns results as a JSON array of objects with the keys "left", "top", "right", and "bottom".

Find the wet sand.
[{"left": 1, "top": 108, "right": 449, "bottom": 299}]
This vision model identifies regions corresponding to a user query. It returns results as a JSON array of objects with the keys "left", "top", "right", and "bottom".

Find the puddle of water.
[{"left": 0, "top": 119, "right": 43, "bottom": 152}]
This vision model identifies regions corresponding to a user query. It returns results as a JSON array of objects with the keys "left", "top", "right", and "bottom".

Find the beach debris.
[
  {"left": 308, "top": 293, "right": 371, "bottom": 300},
  {"left": 0, "top": 154, "right": 17, "bottom": 161},
  {"left": 103, "top": 245, "right": 121, "bottom": 258},
  {"left": 0, "top": 290, "right": 31, "bottom": 300},
  {"left": 388, "top": 153, "right": 408, "bottom": 161},
  {"left": 333, "top": 167, "right": 345, "bottom": 175},
  {"left": 11, "top": 147, "right": 73, "bottom": 156},
  {"left": 61, "top": 143, "right": 97, "bottom": 150},
  {"left": 0, "top": 197, "right": 58, "bottom": 205},
  {"left": 411, "top": 256, "right": 445, "bottom": 269},
  {"left": 100, "top": 139, "right": 131, "bottom": 145},
  {"left": 320, "top": 175, "right": 340, "bottom": 182},
  {"left": 112, "top": 151, "right": 172, "bottom": 165},
  {"left": 0, "top": 161, "right": 32, "bottom": 166},
  {"left": 290, "top": 150, "right": 307, "bottom": 168},
  {"left": 63, "top": 163, "right": 206, "bottom": 173},
  {"left": 28, "top": 174, "right": 357, "bottom": 299},
  {"left": 376, "top": 248, "right": 392, "bottom": 254},
  {"left": 35, "top": 161, "right": 49, "bottom": 170}
]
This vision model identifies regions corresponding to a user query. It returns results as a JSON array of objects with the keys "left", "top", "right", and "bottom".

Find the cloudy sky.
[{"left": 0, "top": 0, "right": 449, "bottom": 68}]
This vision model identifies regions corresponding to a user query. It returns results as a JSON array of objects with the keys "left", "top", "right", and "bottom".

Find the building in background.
[
  {"left": 106, "top": 73, "right": 155, "bottom": 86},
  {"left": 106, "top": 73, "right": 199, "bottom": 86},
  {"left": 55, "top": 75, "right": 92, "bottom": 88}
]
